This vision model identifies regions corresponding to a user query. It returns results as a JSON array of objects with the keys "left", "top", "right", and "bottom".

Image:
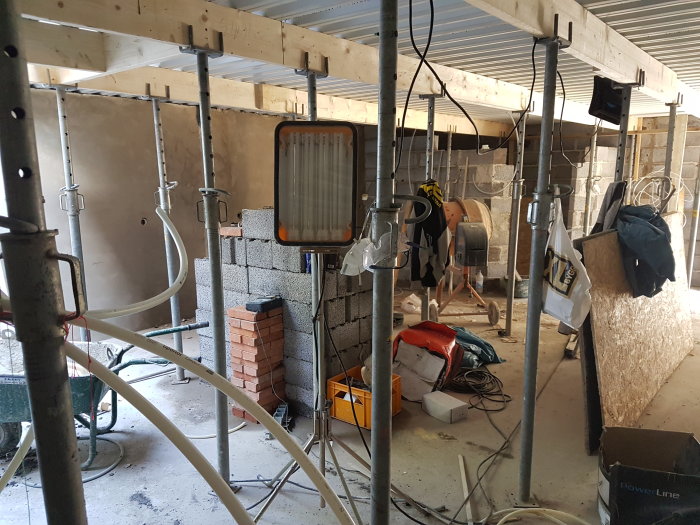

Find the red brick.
[
  {"left": 242, "top": 360, "right": 281, "bottom": 377},
  {"left": 233, "top": 370, "right": 246, "bottom": 380},
  {"left": 242, "top": 350, "right": 283, "bottom": 366},
  {"left": 269, "top": 322, "right": 284, "bottom": 336},
  {"left": 229, "top": 333, "right": 242, "bottom": 344},
  {"left": 228, "top": 324, "right": 266, "bottom": 339},
  {"left": 257, "top": 316, "right": 283, "bottom": 329},
  {"left": 231, "top": 362, "right": 244, "bottom": 373},
  {"left": 239, "top": 331, "right": 283, "bottom": 348},
  {"left": 243, "top": 412, "right": 259, "bottom": 424},
  {"left": 231, "top": 377, "right": 245, "bottom": 389},
  {"left": 232, "top": 407, "right": 246, "bottom": 418},
  {"left": 249, "top": 384, "right": 286, "bottom": 405},
  {"left": 220, "top": 226, "right": 243, "bottom": 237},
  {"left": 228, "top": 318, "right": 241, "bottom": 329},
  {"left": 266, "top": 307, "right": 283, "bottom": 319},
  {"left": 227, "top": 306, "right": 267, "bottom": 322},
  {"left": 235, "top": 338, "right": 283, "bottom": 361}
]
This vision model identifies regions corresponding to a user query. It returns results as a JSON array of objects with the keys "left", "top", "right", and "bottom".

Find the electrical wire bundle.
[{"left": 447, "top": 367, "right": 512, "bottom": 412}]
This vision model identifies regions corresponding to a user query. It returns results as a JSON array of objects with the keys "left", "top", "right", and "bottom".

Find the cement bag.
[{"left": 542, "top": 200, "right": 592, "bottom": 328}]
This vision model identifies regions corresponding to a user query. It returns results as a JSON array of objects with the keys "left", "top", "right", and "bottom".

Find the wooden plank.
[
  {"left": 27, "top": 66, "right": 512, "bottom": 136},
  {"left": 22, "top": 18, "right": 106, "bottom": 72},
  {"left": 581, "top": 213, "right": 693, "bottom": 428},
  {"left": 465, "top": 0, "right": 700, "bottom": 117},
  {"left": 20, "top": 0, "right": 598, "bottom": 125}
]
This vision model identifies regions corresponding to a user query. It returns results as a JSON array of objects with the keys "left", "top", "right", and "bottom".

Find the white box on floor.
[{"left": 422, "top": 391, "right": 469, "bottom": 423}]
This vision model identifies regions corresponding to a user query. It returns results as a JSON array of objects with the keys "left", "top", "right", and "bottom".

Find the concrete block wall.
[{"left": 195, "top": 207, "right": 372, "bottom": 417}]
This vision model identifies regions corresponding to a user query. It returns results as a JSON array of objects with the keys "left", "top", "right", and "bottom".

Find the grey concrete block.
[
  {"left": 359, "top": 316, "right": 371, "bottom": 344},
  {"left": 358, "top": 291, "right": 372, "bottom": 318},
  {"left": 242, "top": 208, "right": 275, "bottom": 240},
  {"left": 346, "top": 294, "right": 360, "bottom": 322},
  {"left": 283, "top": 300, "right": 313, "bottom": 334},
  {"left": 196, "top": 285, "right": 249, "bottom": 311},
  {"left": 272, "top": 243, "right": 307, "bottom": 273},
  {"left": 248, "top": 267, "right": 310, "bottom": 303},
  {"left": 199, "top": 335, "right": 231, "bottom": 379},
  {"left": 195, "top": 308, "right": 213, "bottom": 339},
  {"left": 194, "top": 258, "right": 210, "bottom": 287},
  {"left": 327, "top": 320, "right": 360, "bottom": 352},
  {"left": 234, "top": 237, "right": 247, "bottom": 266},
  {"left": 285, "top": 383, "right": 314, "bottom": 418},
  {"left": 246, "top": 239, "right": 273, "bottom": 269},
  {"left": 326, "top": 345, "right": 364, "bottom": 378},
  {"left": 283, "top": 330, "right": 314, "bottom": 363},
  {"left": 325, "top": 298, "right": 345, "bottom": 328},
  {"left": 222, "top": 263, "right": 248, "bottom": 293},
  {"left": 284, "top": 357, "right": 315, "bottom": 387},
  {"left": 221, "top": 237, "right": 235, "bottom": 265}
]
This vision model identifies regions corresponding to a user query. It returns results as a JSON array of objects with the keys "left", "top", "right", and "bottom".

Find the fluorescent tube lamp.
[{"left": 274, "top": 121, "right": 358, "bottom": 246}]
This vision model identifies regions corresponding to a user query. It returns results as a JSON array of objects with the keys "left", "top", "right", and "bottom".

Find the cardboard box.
[
  {"left": 599, "top": 427, "right": 700, "bottom": 525},
  {"left": 421, "top": 391, "right": 469, "bottom": 424}
]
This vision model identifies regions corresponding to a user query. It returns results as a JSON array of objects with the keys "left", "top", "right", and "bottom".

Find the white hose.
[
  {"left": 493, "top": 507, "right": 592, "bottom": 525},
  {"left": 63, "top": 342, "right": 254, "bottom": 525},
  {"left": 72, "top": 315, "right": 355, "bottom": 525},
  {"left": 185, "top": 422, "right": 246, "bottom": 440},
  {"left": 87, "top": 208, "right": 188, "bottom": 319},
  {"left": 0, "top": 425, "right": 34, "bottom": 494}
]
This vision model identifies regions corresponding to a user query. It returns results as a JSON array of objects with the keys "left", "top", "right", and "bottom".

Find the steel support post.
[
  {"left": 419, "top": 94, "right": 437, "bottom": 320},
  {"left": 371, "top": 1, "right": 399, "bottom": 523},
  {"left": 306, "top": 70, "right": 328, "bottom": 504},
  {"left": 663, "top": 102, "right": 683, "bottom": 212},
  {"left": 686, "top": 164, "right": 700, "bottom": 285},
  {"left": 518, "top": 38, "right": 560, "bottom": 504},
  {"left": 504, "top": 110, "right": 529, "bottom": 336},
  {"left": 56, "top": 87, "right": 89, "bottom": 341},
  {"left": 613, "top": 85, "right": 632, "bottom": 183},
  {"left": 445, "top": 128, "right": 453, "bottom": 199},
  {"left": 0, "top": 2, "right": 87, "bottom": 522},
  {"left": 582, "top": 125, "right": 599, "bottom": 234},
  {"left": 195, "top": 50, "right": 230, "bottom": 482},
  {"left": 152, "top": 98, "right": 186, "bottom": 382}
]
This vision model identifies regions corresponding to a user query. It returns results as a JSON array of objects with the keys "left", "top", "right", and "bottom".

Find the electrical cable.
[
  {"left": 88, "top": 207, "right": 188, "bottom": 319},
  {"left": 556, "top": 71, "right": 599, "bottom": 169},
  {"left": 447, "top": 367, "right": 512, "bottom": 412},
  {"left": 185, "top": 422, "right": 246, "bottom": 440},
  {"left": 407, "top": 0, "right": 537, "bottom": 156}
]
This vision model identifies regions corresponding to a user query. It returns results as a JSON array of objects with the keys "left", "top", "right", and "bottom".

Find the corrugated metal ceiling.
[{"left": 157, "top": 0, "right": 693, "bottom": 123}]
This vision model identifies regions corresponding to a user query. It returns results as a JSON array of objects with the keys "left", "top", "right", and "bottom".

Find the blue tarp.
[{"left": 451, "top": 326, "right": 504, "bottom": 369}]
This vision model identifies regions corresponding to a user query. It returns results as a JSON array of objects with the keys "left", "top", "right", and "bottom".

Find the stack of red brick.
[{"left": 228, "top": 305, "right": 285, "bottom": 423}]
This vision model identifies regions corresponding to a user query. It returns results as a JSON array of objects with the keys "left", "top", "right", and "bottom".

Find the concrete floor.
[{"left": 2, "top": 293, "right": 699, "bottom": 524}]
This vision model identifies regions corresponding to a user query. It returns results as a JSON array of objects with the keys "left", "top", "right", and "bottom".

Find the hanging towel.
[{"left": 410, "top": 180, "right": 450, "bottom": 287}]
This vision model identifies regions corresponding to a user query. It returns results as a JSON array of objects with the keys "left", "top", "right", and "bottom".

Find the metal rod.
[
  {"left": 687, "top": 164, "right": 700, "bottom": 286},
  {"left": 195, "top": 50, "right": 230, "bottom": 482},
  {"left": 664, "top": 103, "right": 681, "bottom": 212},
  {"left": 504, "top": 110, "right": 528, "bottom": 336},
  {"left": 445, "top": 128, "right": 453, "bottom": 199},
  {"left": 625, "top": 134, "right": 637, "bottom": 205},
  {"left": 0, "top": 1, "right": 87, "bottom": 522},
  {"left": 371, "top": 1, "right": 399, "bottom": 522},
  {"left": 56, "top": 87, "right": 89, "bottom": 341},
  {"left": 613, "top": 84, "right": 632, "bottom": 183},
  {"left": 306, "top": 70, "right": 328, "bottom": 507},
  {"left": 420, "top": 95, "right": 437, "bottom": 320},
  {"left": 519, "top": 38, "right": 560, "bottom": 504},
  {"left": 151, "top": 98, "right": 186, "bottom": 382},
  {"left": 582, "top": 124, "right": 599, "bottom": 235}
]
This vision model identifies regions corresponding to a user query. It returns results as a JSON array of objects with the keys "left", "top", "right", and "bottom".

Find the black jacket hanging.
[{"left": 410, "top": 180, "right": 449, "bottom": 287}]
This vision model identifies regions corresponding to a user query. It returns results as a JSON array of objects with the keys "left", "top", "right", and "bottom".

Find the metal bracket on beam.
[
  {"left": 179, "top": 25, "right": 223, "bottom": 57},
  {"left": 294, "top": 52, "right": 329, "bottom": 79},
  {"left": 551, "top": 14, "right": 573, "bottom": 48}
]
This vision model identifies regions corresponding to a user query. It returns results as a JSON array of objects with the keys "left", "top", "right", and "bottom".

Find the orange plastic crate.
[{"left": 327, "top": 365, "right": 401, "bottom": 429}]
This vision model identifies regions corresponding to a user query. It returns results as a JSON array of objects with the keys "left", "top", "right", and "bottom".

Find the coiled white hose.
[
  {"left": 0, "top": 425, "right": 33, "bottom": 493},
  {"left": 493, "top": 507, "right": 593, "bottom": 525},
  {"left": 71, "top": 315, "right": 355, "bottom": 525},
  {"left": 87, "top": 208, "right": 188, "bottom": 319},
  {"left": 62, "top": 342, "right": 254, "bottom": 524}
]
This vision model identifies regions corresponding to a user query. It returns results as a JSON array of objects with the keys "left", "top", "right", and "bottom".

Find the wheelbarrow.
[{"left": 0, "top": 321, "right": 208, "bottom": 470}]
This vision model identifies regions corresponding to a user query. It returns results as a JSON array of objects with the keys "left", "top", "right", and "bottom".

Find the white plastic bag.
[{"left": 542, "top": 200, "right": 592, "bottom": 328}]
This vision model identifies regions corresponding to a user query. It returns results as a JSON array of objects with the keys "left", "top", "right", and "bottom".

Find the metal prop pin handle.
[{"left": 50, "top": 252, "right": 87, "bottom": 321}]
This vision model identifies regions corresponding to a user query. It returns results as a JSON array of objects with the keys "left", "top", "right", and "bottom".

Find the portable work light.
[{"left": 274, "top": 121, "right": 358, "bottom": 246}]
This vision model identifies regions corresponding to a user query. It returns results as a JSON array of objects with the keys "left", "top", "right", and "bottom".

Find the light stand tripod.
[{"left": 254, "top": 66, "right": 363, "bottom": 524}]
